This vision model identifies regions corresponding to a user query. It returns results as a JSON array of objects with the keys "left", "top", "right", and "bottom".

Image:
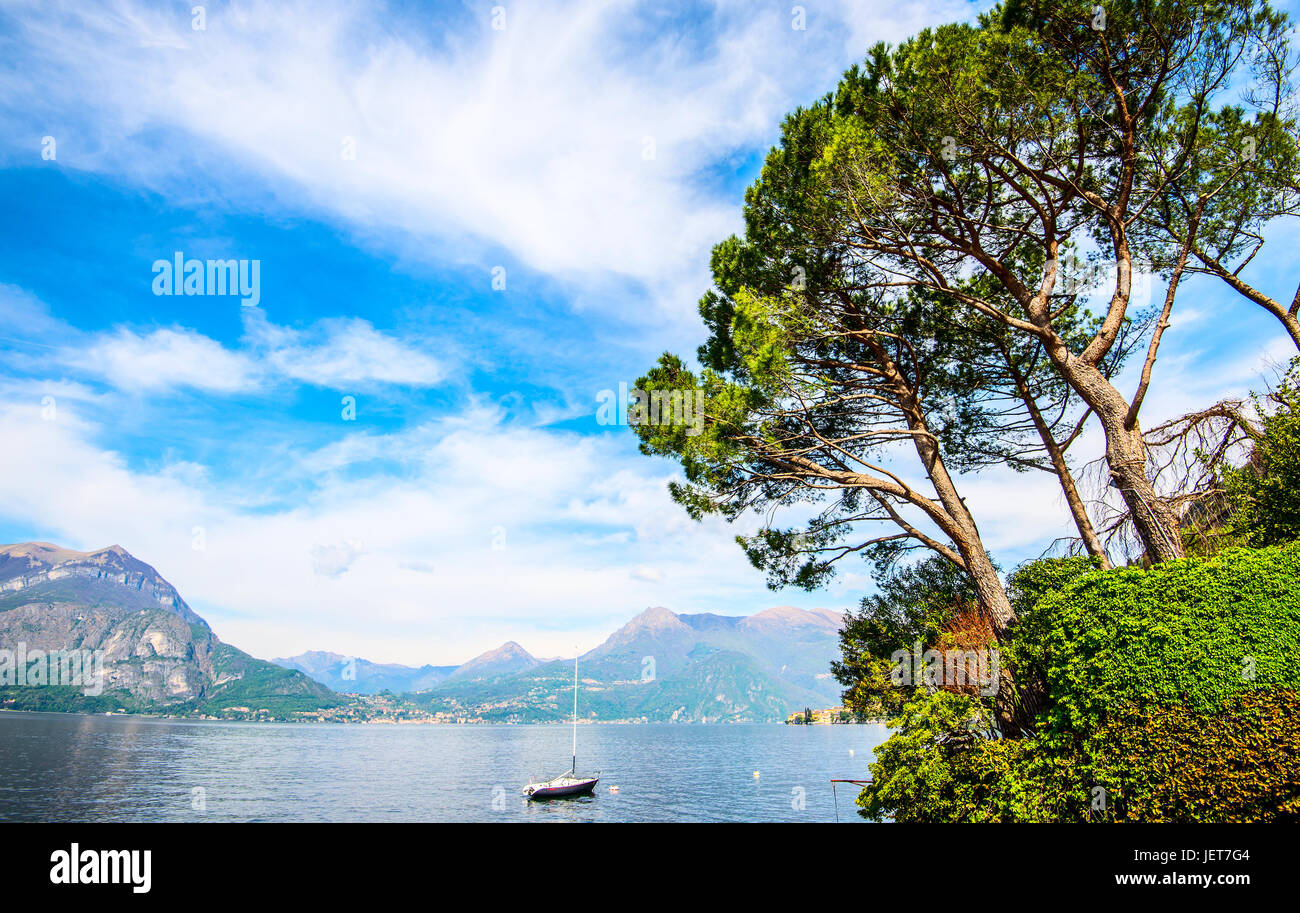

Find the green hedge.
[
  {"left": 1030, "top": 545, "right": 1300, "bottom": 735},
  {"left": 860, "top": 545, "right": 1300, "bottom": 822},
  {"left": 1095, "top": 690, "right": 1300, "bottom": 822},
  {"left": 869, "top": 689, "right": 1300, "bottom": 822}
]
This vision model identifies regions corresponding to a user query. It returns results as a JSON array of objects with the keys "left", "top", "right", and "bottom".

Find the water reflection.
[{"left": 0, "top": 712, "right": 887, "bottom": 823}]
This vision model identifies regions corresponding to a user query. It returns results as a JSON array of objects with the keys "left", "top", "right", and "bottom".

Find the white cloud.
[
  {"left": 54, "top": 314, "right": 446, "bottom": 394},
  {"left": 76, "top": 327, "right": 257, "bottom": 393},
  {"left": 310, "top": 539, "right": 366, "bottom": 577},
  {"left": 243, "top": 311, "right": 446, "bottom": 389},
  {"left": 0, "top": 394, "right": 811, "bottom": 663},
  {"left": 0, "top": 0, "right": 984, "bottom": 324},
  {"left": 630, "top": 565, "right": 664, "bottom": 584}
]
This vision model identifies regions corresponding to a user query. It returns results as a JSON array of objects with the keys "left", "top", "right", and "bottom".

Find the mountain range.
[
  {"left": 273, "top": 639, "right": 549, "bottom": 693},
  {"left": 0, "top": 541, "right": 849, "bottom": 722},
  {"left": 271, "top": 650, "right": 460, "bottom": 693},
  {"left": 278, "top": 604, "right": 847, "bottom": 722}
]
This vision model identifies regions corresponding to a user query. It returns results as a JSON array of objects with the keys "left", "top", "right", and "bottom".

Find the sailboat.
[{"left": 521, "top": 655, "right": 600, "bottom": 800}]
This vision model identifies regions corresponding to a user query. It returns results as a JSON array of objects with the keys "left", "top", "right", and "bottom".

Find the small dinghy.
[{"left": 523, "top": 656, "right": 600, "bottom": 801}]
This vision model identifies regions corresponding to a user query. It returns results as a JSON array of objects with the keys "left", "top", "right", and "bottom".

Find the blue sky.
[{"left": 0, "top": 0, "right": 1296, "bottom": 664}]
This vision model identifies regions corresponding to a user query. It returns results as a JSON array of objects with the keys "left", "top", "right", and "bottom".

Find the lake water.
[{"left": 0, "top": 711, "right": 887, "bottom": 823}]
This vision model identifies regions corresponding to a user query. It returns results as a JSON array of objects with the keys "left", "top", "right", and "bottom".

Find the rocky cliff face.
[
  {"left": 0, "top": 542, "right": 209, "bottom": 627},
  {"left": 0, "top": 601, "right": 213, "bottom": 701},
  {"left": 0, "top": 541, "right": 337, "bottom": 712}
]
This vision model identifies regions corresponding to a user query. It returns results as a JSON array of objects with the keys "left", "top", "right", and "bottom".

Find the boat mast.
[{"left": 572, "top": 654, "right": 578, "bottom": 774}]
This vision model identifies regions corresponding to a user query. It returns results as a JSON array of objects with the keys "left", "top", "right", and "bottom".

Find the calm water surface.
[{"left": 0, "top": 711, "right": 887, "bottom": 822}]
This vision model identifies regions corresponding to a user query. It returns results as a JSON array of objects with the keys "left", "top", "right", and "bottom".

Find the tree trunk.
[
  {"left": 1100, "top": 412, "right": 1185, "bottom": 563},
  {"left": 1042, "top": 345, "right": 1185, "bottom": 563},
  {"left": 928, "top": 477, "right": 1042, "bottom": 737},
  {"left": 878, "top": 338, "right": 1040, "bottom": 735},
  {"left": 1278, "top": 310, "right": 1300, "bottom": 352},
  {"left": 900, "top": 386, "right": 1015, "bottom": 628},
  {"left": 906, "top": 405, "right": 1044, "bottom": 735}
]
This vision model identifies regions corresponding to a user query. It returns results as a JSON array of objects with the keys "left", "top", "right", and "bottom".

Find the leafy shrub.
[
  {"left": 865, "top": 687, "right": 1300, "bottom": 822},
  {"left": 833, "top": 555, "right": 982, "bottom": 718},
  {"left": 1094, "top": 690, "right": 1300, "bottom": 822},
  {"left": 1226, "top": 360, "right": 1300, "bottom": 546},
  {"left": 1002, "top": 555, "right": 1098, "bottom": 701},
  {"left": 858, "top": 691, "right": 999, "bottom": 821},
  {"left": 1030, "top": 544, "right": 1300, "bottom": 735},
  {"left": 859, "top": 546, "right": 1300, "bottom": 821},
  {"left": 859, "top": 687, "right": 1098, "bottom": 822}
]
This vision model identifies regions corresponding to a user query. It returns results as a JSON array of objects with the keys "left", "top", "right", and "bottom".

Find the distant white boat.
[{"left": 522, "top": 655, "right": 599, "bottom": 800}]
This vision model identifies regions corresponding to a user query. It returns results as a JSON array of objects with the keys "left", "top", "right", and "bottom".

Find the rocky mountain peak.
[
  {"left": 448, "top": 639, "right": 540, "bottom": 680},
  {"left": 0, "top": 541, "right": 208, "bottom": 629},
  {"left": 624, "top": 605, "right": 688, "bottom": 632}
]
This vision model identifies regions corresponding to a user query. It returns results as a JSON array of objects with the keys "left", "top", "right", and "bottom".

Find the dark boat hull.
[{"left": 525, "top": 777, "right": 599, "bottom": 800}]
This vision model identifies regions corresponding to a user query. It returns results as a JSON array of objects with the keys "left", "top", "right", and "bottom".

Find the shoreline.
[{"left": 0, "top": 707, "right": 888, "bottom": 726}]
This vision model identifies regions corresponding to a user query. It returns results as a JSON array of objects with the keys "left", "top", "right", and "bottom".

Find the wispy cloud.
[
  {"left": 243, "top": 310, "right": 447, "bottom": 389},
  {"left": 76, "top": 326, "right": 258, "bottom": 393},
  {"left": 40, "top": 311, "right": 446, "bottom": 395},
  {"left": 309, "top": 539, "right": 366, "bottom": 577},
  {"left": 0, "top": 0, "right": 982, "bottom": 321},
  {"left": 0, "top": 392, "right": 797, "bottom": 662}
]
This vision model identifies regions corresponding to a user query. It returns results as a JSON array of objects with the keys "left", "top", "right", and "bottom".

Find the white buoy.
[
  {"left": 753, "top": 771, "right": 760, "bottom": 779},
  {"left": 849, "top": 749, "right": 855, "bottom": 758}
]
